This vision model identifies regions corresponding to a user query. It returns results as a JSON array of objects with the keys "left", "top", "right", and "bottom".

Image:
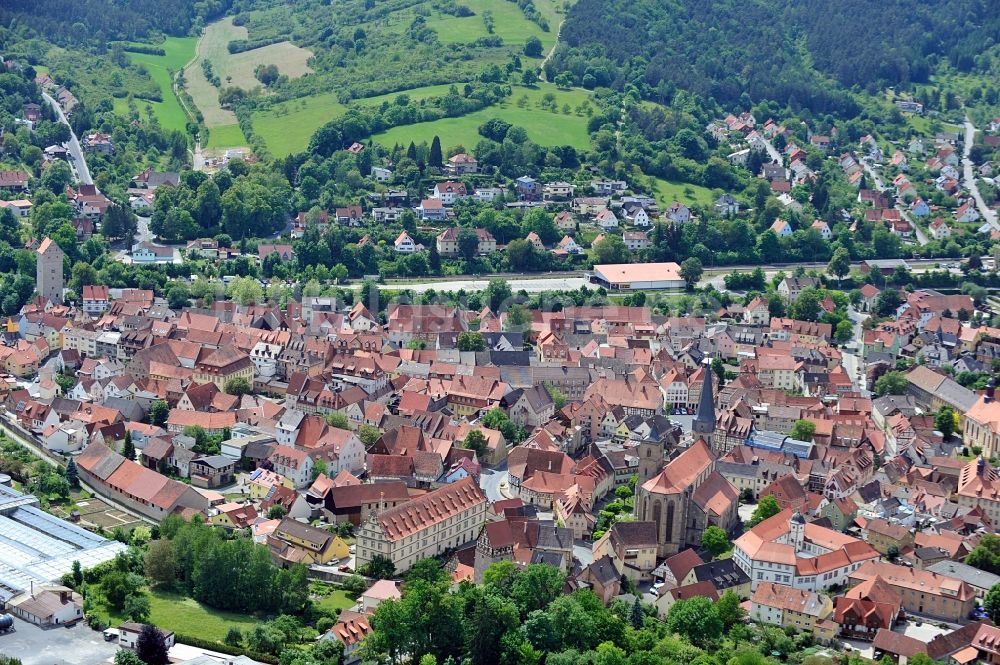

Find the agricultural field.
[
  {"left": 372, "top": 83, "right": 594, "bottom": 150},
  {"left": 652, "top": 178, "right": 717, "bottom": 208},
  {"left": 205, "top": 123, "right": 248, "bottom": 150},
  {"left": 251, "top": 91, "right": 347, "bottom": 155},
  {"left": 121, "top": 36, "right": 197, "bottom": 132},
  {"left": 425, "top": 0, "right": 559, "bottom": 50},
  {"left": 185, "top": 17, "right": 314, "bottom": 131}
]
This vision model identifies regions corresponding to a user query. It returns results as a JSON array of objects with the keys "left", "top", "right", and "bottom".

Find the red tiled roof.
[{"left": 375, "top": 476, "right": 485, "bottom": 541}]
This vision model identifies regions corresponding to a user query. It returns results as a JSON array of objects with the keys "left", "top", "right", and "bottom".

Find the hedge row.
[{"left": 173, "top": 632, "right": 280, "bottom": 664}]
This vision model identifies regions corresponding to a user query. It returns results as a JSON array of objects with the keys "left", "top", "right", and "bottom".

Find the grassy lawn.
[
  {"left": 121, "top": 36, "right": 197, "bottom": 132},
  {"left": 206, "top": 123, "right": 248, "bottom": 149},
  {"left": 315, "top": 590, "right": 356, "bottom": 615},
  {"left": 426, "top": 0, "right": 556, "bottom": 52},
  {"left": 252, "top": 91, "right": 348, "bottom": 155},
  {"left": 373, "top": 83, "right": 594, "bottom": 150},
  {"left": 185, "top": 17, "right": 314, "bottom": 130},
  {"left": 98, "top": 590, "right": 258, "bottom": 643},
  {"left": 652, "top": 178, "right": 717, "bottom": 208}
]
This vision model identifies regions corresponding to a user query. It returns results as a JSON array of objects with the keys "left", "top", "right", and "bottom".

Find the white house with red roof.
[
  {"left": 432, "top": 181, "right": 468, "bottom": 205},
  {"left": 929, "top": 217, "right": 951, "bottom": 240},
  {"left": 732, "top": 509, "right": 880, "bottom": 592},
  {"left": 595, "top": 208, "right": 619, "bottom": 230},
  {"left": 956, "top": 202, "right": 980, "bottom": 223},
  {"left": 394, "top": 231, "right": 419, "bottom": 253},
  {"left": 770, "top": 219, "right": 793, "bottom": 237}
]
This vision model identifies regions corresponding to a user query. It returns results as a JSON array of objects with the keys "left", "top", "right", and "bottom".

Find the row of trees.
[
  {"left": 362, "top": 557, "right": 826, "bottom": 665},
  {"left": 148, "top": 514, "right": 310, "bottom": 614}
]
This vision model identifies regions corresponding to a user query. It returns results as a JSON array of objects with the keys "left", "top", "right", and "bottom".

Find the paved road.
[
  {"left": 842, "top": 307, "right": 870, "bottom": 397},
  {"left": 900, "top": 206, "right": 929, "bottom": 246},
  {"left": 42, "top": 91, "right": 92, "bottom": 185},
  {"left": 861, "top": 160, "right": 886, "bottom": 191},
  {"left": 479, "top": 461, "right": 509, "bottom": 502},
  {"left": 355, "top": 257, "right": 957, "bottom": 294},
  {"left": 963, "top": 117, "right": 999, "bottom": 232},
  {"left": 573, "top": 541, "right": 593, "bottom": 567},
  {"left": 136, "top": 215, "right": 153, "bottom": 244},
  {"left": 762, "top": 136, "right": 782, "bottom": 164},
  {"left": 376, "top": 276, "right": 590, "bottom": 293}
]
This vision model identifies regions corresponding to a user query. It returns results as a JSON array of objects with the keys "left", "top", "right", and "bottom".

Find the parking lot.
[
  {"left": 0, "top": 616, "right": 116, "bottom": 665},
  {"left": 842, "top": 620, "right": 953, "bottom": 658}
]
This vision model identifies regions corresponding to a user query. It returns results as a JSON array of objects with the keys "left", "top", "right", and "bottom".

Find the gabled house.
[
  {"left": 595, "top": 209, "right": 619, "bottom": 230},
  {"left": 666, "top": 202, "right": 691, "bottom": 224},
  {"left": 715, "top": 194, "right": 739, "bottom": 217},
  {"left": 394, "top": 231, "right": 419, "bottom": 253},
  {"left": 770, "top": 219, "right": 793, "bottom": 237}
]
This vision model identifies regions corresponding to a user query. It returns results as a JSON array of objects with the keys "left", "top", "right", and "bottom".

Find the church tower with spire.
[{"left": 692, "top": 358, "right": 716, "bottom": 448}]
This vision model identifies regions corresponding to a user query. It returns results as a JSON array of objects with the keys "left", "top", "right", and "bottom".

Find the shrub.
[{"left": 172, "top": 633, "right": 279, "bottom": 664}]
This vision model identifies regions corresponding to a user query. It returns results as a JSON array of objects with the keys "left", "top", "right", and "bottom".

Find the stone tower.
[
  {"left": 789, "top": 511, "right": 805, "bottom": 549},
  {"left": 637, "top": 438, "right": 662, "bottom": 485},
  {"left": 692, "top": 357, "right": 716, "bottom": 447},
  {"left": 36, "top": 237, "right": 65, "bottom": 305}
]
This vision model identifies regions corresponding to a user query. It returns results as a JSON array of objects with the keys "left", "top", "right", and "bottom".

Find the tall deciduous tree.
[
  {"left": 149, "top": 400, "right": 169, "bottom": 426},
  {"left": 751, "top": 495, "right": 781, "bottom": 526},
  {"left": 827, "top": 246, "right": 851, "bottom": 282},
  {"left": 679, "top": 257, "right": 703, "bottom": 289},
  {"left": 144, "top": 539, "right": 176, "bottom": 588},
  {"left": 666, "top": 596, "right": 722, "bottom": 646}
]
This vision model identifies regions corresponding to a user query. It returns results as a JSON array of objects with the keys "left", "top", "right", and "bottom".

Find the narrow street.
[
  {"left": 861, "top": 158, "right": 928, "bottom": 245},
  {"left": 963, "top": 116, "right": 999, "bottom": 232},
  {"left": 42, "top": 91, "right": 93, "bottom": 185},
  {"left": 762, "top": 136, "right": 782, "bottom": 164}
]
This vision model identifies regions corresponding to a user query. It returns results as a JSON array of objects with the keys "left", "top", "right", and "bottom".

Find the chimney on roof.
[{"left": 987, "top": 376, "right": 997, "bottom": 402}]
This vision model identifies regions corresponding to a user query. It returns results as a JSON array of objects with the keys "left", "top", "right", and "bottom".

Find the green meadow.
[
  {"left": 252, "top": 92, "right": 348, "bottom": 156},
  {"left": 372, "top": 83, "right": 594, "bottom": 150},
  {"left": 652, "top": 178, "right": 717, "bottom": 208},
  {"left": 122, "top": 37, "right": 197, "bottom": 132}
]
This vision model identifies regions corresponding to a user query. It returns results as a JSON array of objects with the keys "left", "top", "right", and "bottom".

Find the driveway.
[{"left": 0, "top": 616, "right": 116, "bottom": 665}]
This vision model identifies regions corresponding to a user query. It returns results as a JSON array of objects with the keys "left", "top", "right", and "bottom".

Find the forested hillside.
[
  {"left": 550, "top": 0, "right": 1000, "bottom": 113},
  {"left": 0, "top": 0, "right": 231, "bottom": 44}
]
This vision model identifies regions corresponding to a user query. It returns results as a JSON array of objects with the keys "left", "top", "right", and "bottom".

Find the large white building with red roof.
[
  {"left": 355, "top": 476, "right": 486, "bottom": 572},
  {"left": 732, "top": 508, "right": 879, "bottom": 592}
]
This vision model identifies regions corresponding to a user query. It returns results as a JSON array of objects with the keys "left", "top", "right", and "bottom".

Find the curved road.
[{"left": 41, "top": 91, "right": 92, "bottom": 185}]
